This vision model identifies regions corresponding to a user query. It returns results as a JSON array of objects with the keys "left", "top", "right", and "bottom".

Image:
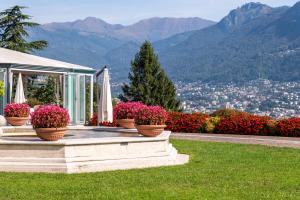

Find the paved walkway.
[{"left": 171, "top": 133, "right": 300, "bottom": 149}]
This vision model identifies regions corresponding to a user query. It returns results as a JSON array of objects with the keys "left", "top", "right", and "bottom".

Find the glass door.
[{"left": 64, "top": 74, "right": 85, "bottom": 124}]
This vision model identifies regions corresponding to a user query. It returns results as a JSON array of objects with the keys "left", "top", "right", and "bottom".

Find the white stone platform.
[{"left": 0, "top": 129, "right": 189, "bottom": 173}]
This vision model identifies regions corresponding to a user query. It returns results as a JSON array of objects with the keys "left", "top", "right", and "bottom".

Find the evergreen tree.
[
  {"left": 120, "top": 41, "right": 181, "bottom": 111},
  {"left": 0, "top": 6, "right": 47, "bottom": 53}
]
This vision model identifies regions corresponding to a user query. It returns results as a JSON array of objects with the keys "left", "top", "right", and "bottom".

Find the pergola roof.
[{"left": 0, "top": 47, "right": 95, "bottom": 73}]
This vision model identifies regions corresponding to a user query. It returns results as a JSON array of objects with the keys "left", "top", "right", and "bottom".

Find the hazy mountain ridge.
[
  {"left": 29, "top": 17, "right": 215, "bottom": 77},
  {"left": 156, "top": 2, "right": 300, "bottom": 82},
  {"left": 30, "top": 2, "right": 300, "bottom": 83}
]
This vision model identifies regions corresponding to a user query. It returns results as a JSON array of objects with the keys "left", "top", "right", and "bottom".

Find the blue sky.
[{"left": 0, "top": 0, "right": 299, "bottom": 25}]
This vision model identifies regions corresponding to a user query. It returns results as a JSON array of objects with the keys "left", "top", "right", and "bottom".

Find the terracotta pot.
[
  {"left": 35, "top": 127, "right": 67, "bottom": 141},
  {"left": 135, "top": 125, "right": 166, "bottom": 137},
  {"left": 5, "top": 117, "right": 28, "bottom": 126},
  {"left": 117, "top": 119, "right": 135, "bottom": 129}
]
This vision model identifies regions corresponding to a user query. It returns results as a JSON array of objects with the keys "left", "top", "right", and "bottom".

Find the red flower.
[
  {"left": 114, "top": 102, "right": 146, "bottom": 119},
  {"left": 277, "top": 118, "right": 300, "bottom": 137},
  {"left": 88, "top": 112, "right": 118, "bottom": 127},
  {"left": 4, "top": 103, "right": 30, "bottom": 117},
  {"left": 135, "top": 106, "right": 168, "bottom": 125},
  {"left": 165, "top": 112, "right": 208, "bottom": 133},
  {"left": 214, "top": 114, "right": 271, "bottom": 135},
  {"left": 31, "top": 105, "right": 70, "bottom": 128}
]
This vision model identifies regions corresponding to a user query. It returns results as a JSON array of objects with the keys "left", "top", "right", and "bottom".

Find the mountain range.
[{"left": 29, "top": 1, "right": 300, "bottom": 83}]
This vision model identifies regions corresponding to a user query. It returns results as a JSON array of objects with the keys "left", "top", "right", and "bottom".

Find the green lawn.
[{"left": 0, "top": 140, "right": 300, "bottom": 200}]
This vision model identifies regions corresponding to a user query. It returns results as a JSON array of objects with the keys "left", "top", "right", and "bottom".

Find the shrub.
[
  {"left": 135, "top": 106, "right": 168, "bottom": 125},
  {"left": 114, "top": 102, "right": 145, "bottom": 119},
  {"left": 277, "top": 118, "right": 300, "bottom": 137},
  {"left": 202, "top": 117, "right": 221, "bottom": 133},
  {"left": 265, "top": 119, "right": 279, "bottom": 136},
  {"left": 215, "top": 114, "right": 271, "bottom": 135},
  {"left": 26, "top": 98, "right": 42, "bottom": 107},
  {"left": 210, "top": 108, "right": 248, "bottom": 118},
  {"left": 88, "top": 112, "right": 98, "bottom": 126},
  {"left": 166, "top": 112, "right": 208, "bottom": 133},
  {"left": 4, "top": 103, "right": 30, "bottom": 117},
  {"left": 31, "top": 105, "right": 70, "bottom": 128}
]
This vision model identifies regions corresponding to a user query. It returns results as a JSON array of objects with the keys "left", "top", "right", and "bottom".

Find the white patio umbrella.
[
  {"left": 98, "top": 68, "right": 113, "bottom": 123},
  {"left": 14, "top": 73, "right": 26, "bottom": 103}
]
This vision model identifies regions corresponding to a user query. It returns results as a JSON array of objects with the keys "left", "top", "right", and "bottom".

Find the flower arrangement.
[
  {"left": 4, "top": 103, "right": 30, "bottom": 117},
  {"left": 113, "top": 102, "right": 145, "bottom": 119},
  {"left": 277, "top": 118, "right": 300, "bottom": 137},
  {"left": 31, "top": 105, "right": 70, "bottom": 128},
  {"left": 135, "top": 106, "right": 168, "bottom": 125},
  {"left": 166, "top": 112, "right": 208, "bottom": 133}
]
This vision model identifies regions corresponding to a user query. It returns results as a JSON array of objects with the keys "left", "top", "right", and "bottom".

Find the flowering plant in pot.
[
  {"left": 31, "top": 105, "right": 70, "bottom": 141},
  {"left": 4, "top": 103, "right": 30, "bottom": 126},
  {"left": 134, "top": 106, "right": 168, "bottom": 137},
  {"left": 114, "top": 102, "right": 145, "bottom": 129}
]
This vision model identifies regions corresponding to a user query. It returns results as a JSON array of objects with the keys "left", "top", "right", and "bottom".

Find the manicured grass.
[{"left": 0, "top": 140, "right": 300, "bottom": 200}]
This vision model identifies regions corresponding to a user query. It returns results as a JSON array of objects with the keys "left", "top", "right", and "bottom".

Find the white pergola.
[{"left": 0, "top": 47, "right": 95, "bottom": 124}]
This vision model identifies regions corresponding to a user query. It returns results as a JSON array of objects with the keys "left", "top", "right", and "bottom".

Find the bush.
[
  {"left": 31, "top": 105, "right": 70, "bottom": 128},
  {"left": 135, "top": 106, "right": 168, "bottom": 125},
  {"left": 26, "top": 98, "right": 42, "bottom": 107},
  {"left": 114, "top": 102, "right": 145, "bottom": 119},
  {"left": 166, "top": 112, "right": 208, "bottom": 133},
  {"left": 277, "top": 118, "right": 300, "bottom": 137},
  {"left": 210, "top": 108, "right": 248, "bottom": 118},
  {"left": 4, "top": 103, "right": 30, "bottom": 117},
  {"left": 214, "top": 114, "right": 272, "bottom": 135},
  {"left": 202, "top": 117, "right": 221, "bottom": 133}
]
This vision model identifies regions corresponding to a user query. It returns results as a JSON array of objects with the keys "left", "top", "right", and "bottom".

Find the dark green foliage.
[
  {"left": 120, "top": 41, "right": 181, "bottom": 111},
  {"left": 34, "top": 76, "right": 59, "bottom": 105},
  {"left": 0, "top": 5, "right": 47, "bottom": 53}
]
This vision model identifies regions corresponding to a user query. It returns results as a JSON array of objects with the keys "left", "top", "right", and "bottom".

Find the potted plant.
[
  {"left": 135, "top": 106, "right": 168, "bottom": 137},
  {"left": 31, "top": 105, "right": 70, "bottom": 141},
  {"left": 114, "top": 102, "right": 145, "bottom": 129},
  {"left": 4, "top": 103, "right": 30, "bottom": 126}
]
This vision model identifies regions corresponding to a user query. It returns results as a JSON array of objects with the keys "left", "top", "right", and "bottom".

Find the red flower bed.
[
  {"left": 4, "top": 103, "right": 30, "bottom": 117},
  {"left": 114, "top": 102, "right": 145, "bottom": 119},
  {"left": 89, "top": 113, "right": 117, "bottom": 127},
  {"left": 214, "top": 114, "right": 271, "bottom": 135},
  {"left": 277, "top": 118, "right": 300, "bottom": 137},
  {"left": 166, "top": 112, "right": 208, "bottom": 133},
  {"left": 135, "top": 106, "right": 167, "bottom": 125},
  {"left": 31, "top": 105, "right": 70, "bottom": 128}
]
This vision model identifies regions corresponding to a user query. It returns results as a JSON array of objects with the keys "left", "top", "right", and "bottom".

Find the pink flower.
[
  {"left": 31, "top": 105, "right": 70, "bottom": 128},
  {"left": 135, "top": 106, "right": 168, "bottom": 125},
  {"left": 114, "top": 102, "right": 146, "bottom": 119},
  {"left": 4, "top": 103, "right": 30, "bottom": 117}
]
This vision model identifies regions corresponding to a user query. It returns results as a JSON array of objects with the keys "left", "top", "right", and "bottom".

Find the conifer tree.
[
  {"left": 120, "top": 41, "right": 181, "bottom": 111},
  {"left": 0, "top": 6, "right": 47, "bottom": 53}
]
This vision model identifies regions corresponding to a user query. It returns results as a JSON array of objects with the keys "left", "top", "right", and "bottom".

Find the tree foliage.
[
  {"left": 120, "top": 41, "right": 181, "bottom": 111},
  {"left": 0, "top": 5, "right": 47, "bottom": 53}
]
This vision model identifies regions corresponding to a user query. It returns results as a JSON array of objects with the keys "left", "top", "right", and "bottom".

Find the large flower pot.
[
  {"left": 35, "top": 127, "right": 67, "bottom": 141},
  {"left": 5, "top": 117, "right": 28, "bottom": 126},
  {"left": 117, "top": 119, "right": 135, "bottom": 129},
  {"left": 135, "top": 125, "right": 166, "bottom": 137}
]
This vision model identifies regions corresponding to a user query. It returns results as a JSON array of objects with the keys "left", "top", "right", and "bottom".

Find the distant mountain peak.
[{"left": 219, "top": 2, "right": 273, "bottom": 30}]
